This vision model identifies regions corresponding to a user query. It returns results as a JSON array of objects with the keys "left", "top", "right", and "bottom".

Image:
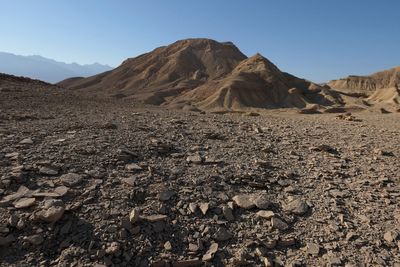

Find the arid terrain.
[{"left": 1, "top": 72, "right": 400, "bottom": 267}]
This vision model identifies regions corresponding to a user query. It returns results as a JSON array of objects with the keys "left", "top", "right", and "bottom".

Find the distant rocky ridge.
[
  {"left": 0, "top": 73, "right": 52, "bottom": 88},
  {"left": 328, "top": 66, "right": 400, "bottom": 96},
  {"left": 328, "top": 67, "right": 400, "bottom": 112},
  {"left": 0, "top": 52, "right": 112, "bottom": 83}
]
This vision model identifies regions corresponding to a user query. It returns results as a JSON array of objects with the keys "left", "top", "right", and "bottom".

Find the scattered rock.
[
  {"left": 39, "top": 167, "right": 58, "bottom": 176},
  {"left": 36, "top": 199, "right": 65, "bottom": 223},
  {"left": 121, "top": 177, "right": 136, "bottom": 186},
  {"left": 213, "top": 227, "right": 233, "bottom": 241},
  {"left": 383, "top": 230, "right": 398, "bottom": 243},
  {"left": 164, "top": 241, "right": 172, "bottom": 251},
  {"left": 306, "top": 242, "right": 320, "bottom": 256},
  {"left": 222, "top": 205, "right": 235, "bottom": 221},
  {"left": 188, "top": 203, "right": 197, "bottom": 213},
  {"left": 159, "top": 190, "right": 176, "bottom": 201},
  {"left": 202, "top": 243, "right": 218, "bottom": 261},
  {"left": 252, "top": 195, "right": 271, "bottom": 209},
  {"left": 59, "top": 173, "right": 83, "bottom": 187},
  {"left": 186, "top": 155, "right": 203, "bottom": 164},
  {"left": 143, "top": 214, "right": 168, "bottom": 222},
  {"left": 199, "top": 202, "right": 209, "bottom": 215},
  {"left": 125, "top": 163, "right": 143, "bottom": 171},
  {"left": 271, "top": 217, "right": 289, "bottom": 231},
  {"left": 257, "top": 210, "right": 275, "bottom": 219},
  {"left": 13, "top": 197, "right": 36, "bottom": 209},
  {"left": 310, "top": 144, "right": 338, "bottom": 154},
  {"left": 232, "top": 194, "right": 255, "bottom": 209},
  {"left": 129, "top": 209, "right": 140, "bottom": 223},
  {"left": 105, "top": 242, "right": 120, "bottom": 255},
  {"left": 284, "top": 199, "right": 309, "bottom": 215},
  {"left": 19, "top": 138, "right": 33, "bottom": 144},
  {"left": 0, "top": 186, "right": 31, "bottom": 206}
]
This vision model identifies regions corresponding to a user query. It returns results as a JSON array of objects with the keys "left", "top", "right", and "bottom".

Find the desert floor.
[{"left": 0, "top": 85, "right": 399, "bottom": 267}]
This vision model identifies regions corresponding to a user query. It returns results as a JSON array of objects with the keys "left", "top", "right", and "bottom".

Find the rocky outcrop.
[{"left": 328, "top": 67, "right": 400, "bottom": 96}]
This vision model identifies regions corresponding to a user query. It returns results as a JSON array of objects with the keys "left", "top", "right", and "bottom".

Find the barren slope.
[
  {"left": 60, "top": 39, "right": 346, "bottom": 112},
  {"left": 167, "top": 54, "right": 342, "bottom": 111},
  {"left": 59, "top": 38, "right": 246, "bottom": 104}
]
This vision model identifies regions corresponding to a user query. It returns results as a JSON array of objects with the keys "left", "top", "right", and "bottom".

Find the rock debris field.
[{"left": 0, "top": 81, "right": 400, "bottom": 267}]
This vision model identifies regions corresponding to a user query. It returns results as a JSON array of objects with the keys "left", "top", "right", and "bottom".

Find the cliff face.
[{"left": 328, "top": 67, "right": 400, "bottom": 95}]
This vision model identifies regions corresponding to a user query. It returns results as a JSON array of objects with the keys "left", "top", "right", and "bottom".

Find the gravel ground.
[{"left": 0, "top": 81, "right": 399, "bottom": 267}]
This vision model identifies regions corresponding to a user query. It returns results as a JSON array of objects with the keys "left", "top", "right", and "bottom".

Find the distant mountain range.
[{"left": 0, "top": 52, "right": 113, "bottom": 83}]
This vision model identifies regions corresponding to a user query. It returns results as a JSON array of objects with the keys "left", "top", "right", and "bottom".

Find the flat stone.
[
  {"left": 19, "top": 138, "right": 33, "bottom": 144},
  {"left": 202, "top": 243, "right": 218, "bottom": 261},
  {"left": 306, "top": 242, "right": 320, "bottom": 256},
  {"left": 143, "top": 214, "right": 168, "bottom": 222},
  {"left": 14, "top": 197, "right": 36, "bottom": 209},
  {"left": 60, "top": 173, "right": 83, "bottom": 187},
  {"left": 284, "top": 199, "right": 309, "bottom": 215},
  {"left": 188, "top": 243, "right": 199, "bottom": 252},
  {"left": 232, "top": 194, "right": 255, "bottom": 209},
  {"left": 39, "top": 167, "right": 58, "bottom": 176},
  {"left": 125, "top": 163, "right": 143, "bottom": 171},
  {"left": 121, "top": 177, "right": 136, "bottom": 186},
  {"left": 186, "top": 155, "right": 203, "bottom": 164},
  {"left": 0, "top": 186, "right": 31, "bottom": 206},
  {"left": 159, "top": 190, "right": 176, "bottom": 201},
  {"left": 37, "top": 199, "right": 65, "bottom": 223},
  {"left": 257, "top": 210, "right": 275, "bottom": 219},
  {"left": 54, "top": 186, "right": 69, "bottom": 196},
  {"left": 25, "top": 234, "right": 44, "bottom": 245},
  {"left": 384, "top": 230, "right": 398, "bottom": 243},
  {"left": 271, "top": 217, "right": 288, "bottom": 231},
  {"left": 222, "top": 206, "right": 235, "bottom": 221},
  {"left": 252, "top": 195, "right": 271, "bottom": 209},
  {"left": 213, "top": 227, "right": 232, "bottom": 241}
]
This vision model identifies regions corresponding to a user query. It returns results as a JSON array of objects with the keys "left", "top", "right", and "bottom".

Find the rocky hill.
[
  {"left": 0, "top": 73, "right": 52, "bottom": 90},
  {"left": 167, "top": 54, "right": 341, "bottom": 111},
  {"left": 59, "top": 39, "right": 343, "bottom": 111}
]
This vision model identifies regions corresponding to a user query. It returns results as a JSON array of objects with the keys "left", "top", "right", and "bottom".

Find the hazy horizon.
[{"left": 1, "top": 0, "right": 400, "bottom": 82}]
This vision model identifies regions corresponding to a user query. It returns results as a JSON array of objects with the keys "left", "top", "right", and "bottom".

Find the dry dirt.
[{"left": 1, "top": 79, "right": 400, "bottom": 267}]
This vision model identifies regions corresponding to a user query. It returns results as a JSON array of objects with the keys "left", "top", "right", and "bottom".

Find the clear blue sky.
[{"left": 1, "top": 0, "right": 399, "bottom": 82}]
